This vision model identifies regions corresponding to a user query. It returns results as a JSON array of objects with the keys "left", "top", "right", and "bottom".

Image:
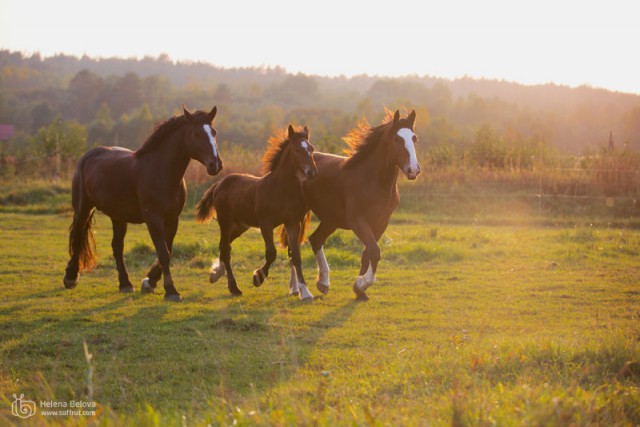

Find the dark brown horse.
[
  {"left": 63, "top": 106, "right": 222, "bottom": 301},
  {"left": 195, "top": 125, "right": 317, "bottom": 299},
  {"left": 291, "top": 109, "right": 419, "bottom": 301}
]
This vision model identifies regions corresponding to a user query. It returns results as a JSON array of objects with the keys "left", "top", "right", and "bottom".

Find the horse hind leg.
[
  {"left": 218, "top": 220, "right": 245, "bottom": 296},
  {"left": 110, "top": 219, "right": 134, "bottom": 293},
  {"left": 253, "top": 222, "right": 276, "bottom": 287},
  {"left": 64, "top": 200, "right": 95, "bottom": 289}
]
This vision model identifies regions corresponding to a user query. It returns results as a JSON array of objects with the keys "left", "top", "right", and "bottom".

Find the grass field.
[{"left": 1, "top": 185, "right": 640, "bottom": 425}]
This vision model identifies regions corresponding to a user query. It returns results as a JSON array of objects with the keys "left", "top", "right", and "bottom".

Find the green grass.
[{"left": 1, "top": 206, "right": 639, "bottom": 425}]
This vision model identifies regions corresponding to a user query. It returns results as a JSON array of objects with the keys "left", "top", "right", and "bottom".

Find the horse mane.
[
  {"left": 261, "top": 127, "right": 291, "bottom": 175},
  {"left": 135, "top": 110, "right": 211, "bottom": 157},
  {"left": 134, "top": 115, "right": 185, "bottom": 157},
  {"left": 343, "top": 109, "right": 396, "bottom": 167}
]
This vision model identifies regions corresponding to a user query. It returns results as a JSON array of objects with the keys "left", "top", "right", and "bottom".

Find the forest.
[{"left": 1, "top": 50, "right": 640, "bottom": 217}]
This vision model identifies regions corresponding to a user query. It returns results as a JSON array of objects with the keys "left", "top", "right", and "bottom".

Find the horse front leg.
[
  {"left": 253, "top": 222, "right": 276, "bottom": 287},
  {"left": 141, "top": 217, "right": 178, "bottom": 294},
  {"left": 145, "top": 216, "right": 181, "bottom": 302},
  {"left": 308, "top": 221, "right": 337, "bottom": 295},
  {"left": 348, "top": 217, "right": 380, "bottom": 302},
  {"left": 285, "top": 221, "right": 313, "bottom": 301}
]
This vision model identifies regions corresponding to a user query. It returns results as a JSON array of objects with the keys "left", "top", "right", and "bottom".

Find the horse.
[
  {"left": 284, "top": 109, "right": 419, "bottom": 301},
  {"left": 63, "top": 106, "right": 222, "bottom": 302},
  {"left": 195, "top": 125, "right": 317, "bottom": 299}
]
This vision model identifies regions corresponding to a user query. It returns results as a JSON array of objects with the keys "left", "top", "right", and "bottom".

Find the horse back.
[
  {"left": 77, "top": 146, "right": 144, "bottom": 223},
  {"left": 303, "top": 152, "right": 399, "bottom": 230},
  {"left": 213, "top": 173, "right": 261, "bottom": 227}
]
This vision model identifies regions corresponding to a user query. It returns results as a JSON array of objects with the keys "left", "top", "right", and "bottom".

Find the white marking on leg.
[
  {"left": 298, "top": 282, "right": 314, "bottom": 300},
  {"left": 355, "top": 263, "right": 376, "bottom": 291},
  {"left": 316, "top": 246, "right": 330, "bottom": 287},
  {"left": 397, "top": 128, "right": 419, "bottom": 174},
  {"left": 203, "top": 124, "right": 219, "bottom": 158},
  {"left": 209, "top": 257, "right": 226, "bottom": 283},
  {"left": 289, "top": 265, "right": 300, "bottom": 295},
  {"left": 289, "top": 264, "right": 313, "bottom": 300}
]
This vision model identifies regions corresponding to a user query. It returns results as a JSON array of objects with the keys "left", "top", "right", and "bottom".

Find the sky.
[{"left": 1, "top": 0, "right": 639, "bottom": 94}]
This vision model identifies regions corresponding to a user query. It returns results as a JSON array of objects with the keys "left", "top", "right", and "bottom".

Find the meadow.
[{"left": 0, "top": 182, "right": 639, "bottom": 426}]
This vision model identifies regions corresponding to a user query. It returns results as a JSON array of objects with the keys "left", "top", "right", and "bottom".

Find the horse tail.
[
  {"left": 195, "top": 183, "right": 218, "bottom": 223},
  {"left": 279, "top": 211, "right": 312, "bottom": 248},
  {"left": 68, "top": 166, "right": 97, "bottom": 271},
  {"left": 299, "top": 211, "right": 312, "bottom": 244}
]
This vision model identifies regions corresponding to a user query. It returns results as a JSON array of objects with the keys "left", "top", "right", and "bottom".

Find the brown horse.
[
  {"left": 195, "top": 125, "right": 317, "bottom": 299},
  {"left": 63, "top": 106, "right": 222, "bottom": 302},
  {"left": 291, "top": 109, "right": 419, "bottom": 301}
]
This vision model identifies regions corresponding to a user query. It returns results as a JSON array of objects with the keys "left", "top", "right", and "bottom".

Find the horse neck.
[
  {"left": 139, "top": 127, "right": 191, "bottom": 183},
  {"left": 270, "top": 146, "right": 301, "bottom": 191},
  {"left": 360, "top": 135, "right": 399, "bottom": 190}
]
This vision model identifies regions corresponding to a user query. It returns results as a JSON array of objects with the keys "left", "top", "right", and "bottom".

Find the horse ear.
[
  {"left": 207, "top": 106, "right": 217, "bottom": 123},
  {"left": 287, "top": 124, "right": 295, "bottom": 139},
  {"left": 183, "top": 105, "right": 194, "bottom": 121},
  {"left": 303, "top": 126, "right": 309, "bottom": 137},
  {"left": 408, "top": 109, "right": 416, "bottom": 126},
  {"left": 393, "top": 110, "right": 400, "bottom": 124}
]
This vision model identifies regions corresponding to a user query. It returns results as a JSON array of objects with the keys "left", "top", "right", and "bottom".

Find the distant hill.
[{"left": 1, "top": 50, "right": 639, "bottom": 153}]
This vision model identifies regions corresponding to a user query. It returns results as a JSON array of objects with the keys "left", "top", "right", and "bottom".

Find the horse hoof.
[
  {"left": 141, "top": 278, "right": 154, "bottom": 294},
  {"left": 210, "top": 269, "right": 225, "bottom": 284},
  {"left": 289, "top": 290, "right": 300, "bottom": 297},
  {"left": 164, "top": 293, "right": 182, "bottom": 302},
  {"left": 119, "top": 286, "right": 134, "bottom": 293},
  {"left": 353, "top": 283, "right": 369, "bottom": 302},
  {"left": 252, "top": 269, "right": 266, "bottom": 287},
  {"left": 316, "top": 283, "right": 329, "bottom": 295},
  {"left": 229, "top": 287, "right": 243, "bottom": 297},
  {"left": 63, "top": 277, "right": 78, "bottom": 289},
  {"left": 355, "top": 292, "right": 369, "bottom": 302},
  {"left": 298, "top": 284, "right": 314, "bottom": 301}
]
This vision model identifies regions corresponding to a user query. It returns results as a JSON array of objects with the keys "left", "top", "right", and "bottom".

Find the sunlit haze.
[{"left": 2, "top": 0, "right": 639, "bottom": 94}]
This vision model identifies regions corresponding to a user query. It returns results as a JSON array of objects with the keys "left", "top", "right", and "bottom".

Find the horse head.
[
  {"left": 288, "top": 124, "right": 317, "bottom": 180},
  {"left": 388, "top": 110, "right": 420, "bottom": 180},
  {"left": 182, "top": 105, "right": 222, "bottom": 176}
]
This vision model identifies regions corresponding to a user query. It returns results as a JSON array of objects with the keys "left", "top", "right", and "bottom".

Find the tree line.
[{"left": 1, "top": 50, "right": 639, "bottom": 200}]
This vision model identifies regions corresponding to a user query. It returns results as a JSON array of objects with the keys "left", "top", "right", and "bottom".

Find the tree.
[
  {"left": 31, "top": 116, "right": 87, "bottom": 177},
  {"left": 65, "top": 69, "right": 104, "bottom": 122}
]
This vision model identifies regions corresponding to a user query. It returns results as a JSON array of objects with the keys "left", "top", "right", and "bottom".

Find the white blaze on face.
[
  {"left": 203, "top": 124, "right": 218, "bottom": 158},
  {"left": 397, "top": 128, "right": 419, "bottom": 172},
  {"left": 301, "top": 140, "right": 311, "bottom": 157}
]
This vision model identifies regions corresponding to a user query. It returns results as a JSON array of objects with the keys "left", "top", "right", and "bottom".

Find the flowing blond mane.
[
  {"left": 343, "top": 108, "right": 396, "bottom": 166},
  {"left": 261, "top": 127, "right": 293, "bottom": 175}
]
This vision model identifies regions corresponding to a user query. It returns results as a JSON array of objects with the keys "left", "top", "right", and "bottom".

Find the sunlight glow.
[{"left": 1, "top": 0, "right": 639, "bottom": 93}]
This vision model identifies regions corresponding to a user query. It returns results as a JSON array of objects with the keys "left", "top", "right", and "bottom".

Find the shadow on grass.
[{"left": 1, "top": 286, "right": 357, "bottom": 414}]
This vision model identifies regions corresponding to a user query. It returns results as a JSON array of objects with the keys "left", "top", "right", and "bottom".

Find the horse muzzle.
[
  {"left": 304, "top": 166, "right": 317, "bottom": 180},
  {"left": 207, "top": 159, "right": 223, "bottom": 176},
  {"left": 403, "top": 165, "right": 420, "bottom": 180}
]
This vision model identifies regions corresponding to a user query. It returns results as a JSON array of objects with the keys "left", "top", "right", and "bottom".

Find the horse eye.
[{"left": 412, "top": 135, "right": 418, "bottom": 143}]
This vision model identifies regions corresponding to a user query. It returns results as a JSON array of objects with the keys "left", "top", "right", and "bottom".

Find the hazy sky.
[{"left": 1, "top": 0, "right": 638, "bottom": 94}]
